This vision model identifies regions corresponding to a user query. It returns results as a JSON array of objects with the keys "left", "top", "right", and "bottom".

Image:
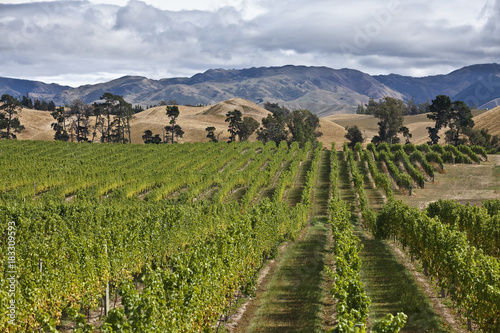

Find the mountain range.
[{"left": 1, "top": 63, "right": 500, "bottom": 116}]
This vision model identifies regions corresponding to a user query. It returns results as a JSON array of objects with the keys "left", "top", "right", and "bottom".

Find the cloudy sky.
[{"left": 0, "top": 0, "right": 499, "bottom": 86}]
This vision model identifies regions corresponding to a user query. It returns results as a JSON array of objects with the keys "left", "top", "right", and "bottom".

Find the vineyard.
[{"left": 0, "top": 140, "right": 499, "bottom": 332}]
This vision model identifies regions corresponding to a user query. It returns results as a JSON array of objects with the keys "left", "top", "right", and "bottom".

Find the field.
[{"left": 0, "top": 139, "right": 499, "bottom": 332}]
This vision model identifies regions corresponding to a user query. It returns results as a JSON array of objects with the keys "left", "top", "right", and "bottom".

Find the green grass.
[
  {"left": 356, "top": 231, "right": 451, "bottom": 332},
  {"left": 312, "top": 150, "right": 332, "bottom": 217},
  {"left": 286, "top": 158, "right": 312, "bottom": 206},
  {"left": 246, "top": 217, "right": 330, "bottom": 333}
]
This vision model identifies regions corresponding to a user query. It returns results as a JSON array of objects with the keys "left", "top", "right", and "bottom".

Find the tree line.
[
  {"left": 347, "top": 95, "right": 499, "bottom": 153},
  {"left": 199, "top": 102, "right": 322, "bottom": 148},
  {"left": 1, "top": 91, "right": 497, "bottom": 152}
]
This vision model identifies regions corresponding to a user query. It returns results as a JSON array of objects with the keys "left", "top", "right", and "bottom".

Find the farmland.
[{"left": 0, "top": 140, "right": 499, "bottom": 332}]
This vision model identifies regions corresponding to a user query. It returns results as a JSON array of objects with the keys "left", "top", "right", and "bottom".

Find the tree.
[
  {"left": 287, "top": 109, "right": 322, "bottom": 148},
  {"left": 166, "top": 105, "right": 182, "bottom": 144},
  {"left": 404, "top": 97, "right": 418, "bottom": 115},
  {"left": 51, "top": 106, "right": 69, "bottom": 141},
  {"left": 371, "top": 97, "right": 404, "bottom": 144},
  {"left": 426, "top": 95, "right": 452, "bottom": 145},
  {"left": 164, "top": 124, "right": 184, "bottom": 143},
  {"left": 0, "top": 94, "right": 24, "bottom": 139},
  {"left": 94, "top": 93, "right": 133, "bottom": 143},
  {"left": 238, "top": 117, "right": 259, "bottom": 141},
  {"left": 463, "top": 127, "right": 499, "bottom": 153},
  {"left": 142, "top": 130, "right": 162, "bottom": 144},
  {"left": 70, "top": 99, "right": 91, "bottom": 142},
  {"left": 258, "top": 104, "right": 321, "bottom": 147},
  {"left": 345, "top": 125, "right": 364, "bottom": 149},
  {"left": 257, "top": 113, "right": 289, "bottom": 146},
  {"left": 21, "top": 94, "right": 33, "bottom": 109},
  {"left": 225, "top": 109, "right": 242, "bottom": 143},
  {"left": 205, "top": 126, "right": 218, "bottom": 143},
  {"left": 399, "top": 126, "right": 412, "bottom": 144},
  {"left": 356, "top": 103, "right": 367, "bottom": 114},
  {"left": 444, "top": 101, "right": 474, "bottom": 146},
  {"left": 113, "top": 96, "right": 133, "bottom": 144},
  {"left": 427, "top": 96, "right": 474, "bottom": 146}
]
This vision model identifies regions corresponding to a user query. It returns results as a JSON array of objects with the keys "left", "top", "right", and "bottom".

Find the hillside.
[
  {"left": 473, "top": 106, "right": 500, "bottom": 136},
  {"left": 3, "top": 63, "right": 500, "bottom": 116}
]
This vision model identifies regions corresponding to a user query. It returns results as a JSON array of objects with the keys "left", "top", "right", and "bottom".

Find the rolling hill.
[
  {"left": 11, "top": 98, "right": 499, "bottom": 147},
  {"left": 2, "top": 63, "right": 500, "bottom": 116}
]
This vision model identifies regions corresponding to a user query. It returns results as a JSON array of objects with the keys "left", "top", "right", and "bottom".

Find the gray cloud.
[{"left": 0, "top": 0, "right": 498, "bottom": 86}]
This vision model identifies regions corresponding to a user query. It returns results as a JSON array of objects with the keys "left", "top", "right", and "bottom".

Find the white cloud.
[{"left": 0, "top": 0, "right": 498, "bottom": 86}]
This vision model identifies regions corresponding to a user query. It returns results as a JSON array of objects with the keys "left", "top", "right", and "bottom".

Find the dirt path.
[
  {"left": 244, "top": 217, "right": 331, "bottom": 332},
  {"left": 227, "top": 149, "right": 334, "bottom": 332},
  {"left": 336, "top": 152, "right": 453, "bottom": 332}
]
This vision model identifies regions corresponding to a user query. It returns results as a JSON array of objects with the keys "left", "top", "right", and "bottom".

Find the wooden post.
[
  {"left": 467, "top": 318, "right": 472, "bottom": 331},
  {"left": 104, "top": 244, "right": 109, "bottom": 316}
]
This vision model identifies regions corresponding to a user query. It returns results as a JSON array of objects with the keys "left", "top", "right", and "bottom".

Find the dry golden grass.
[
  {"left": 16, "top": 108, "right": 55, "bottom": 141},
  {"left": 129, "top": 98, "right": 271, "bottom": 143},
  {"left": 473, "top": 106, "right": 500, "bottom": 136}
]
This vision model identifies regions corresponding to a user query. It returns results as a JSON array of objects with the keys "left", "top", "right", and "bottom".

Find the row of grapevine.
[
  {"left": 393, "top": 149, "right": 425, "bottom": 188},
  {"left": 0, "top": 198, "right": 309, "bottom": 331},
  {"left": 361, "top": 150, "right": 393, "bottom": 200},
  {"left": 272, "top": 142, "right": 309, "bottom": 202},
  {"left": 378, "top": 151, "right": 412, "bottom": 191},
  {"left": 328, "top": 145, "right": 406, "bottom": 333},
  {"left": 344, "top": 145, "right": 367, "bottom": 211},
  {"left": 408, "top": 150, "right": 434, "bottom": 179},
  {"left": 0, "top": 140, "right": 316, "bottom": 332},
  {"left": 301, "top": 143, "right": 322, "bottom": 205},
  {"left": 375, "top": 200, "right": 500, "bottom": 332},
  {"left": 240, "top": 141, "right": 296, "bottom": 208},
  {"left": 426, "top": 199, "right": 500, "bottom": 257}
]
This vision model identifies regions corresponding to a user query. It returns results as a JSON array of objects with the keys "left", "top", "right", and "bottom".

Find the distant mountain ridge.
[{"left": 1, "top": 63, "right": 499, "bottom": 116}]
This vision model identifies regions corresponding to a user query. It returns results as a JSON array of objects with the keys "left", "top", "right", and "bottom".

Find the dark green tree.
[
  {"left": 257, "top": 113, "right": 289, "bottom": 145},
  {"left": 164, "top": 124, "right": 184, "bottom": 143},
  {"left": 96, "top": 93, "right": 116, "bottom": 143},
  {"left": 166, "top": 105, "right": 181, "bottom": 144},
  {"left": 0, "top": 94, "right": 24, "bottom": 139},
  {"left": 48, "top": 101, "right": 56, "bottom": 112},
  {"left": 444, "top": 101, "right": 474, "bottom": 146},
  {"left": 427, "top": 96, "right": 474, "bottom": 146},
  {"left": 426, "top": 95, "right": 452, "bottom": 145},
  {"left": 225, "top": 109, "right": 242, "bottom": 143},
  {"left": 356, "top": 103, "right": 367, "bottom": 114},
  {"left": 70, "top": 99, "right": 91, "bottom": 142},
  {"left": 21, "top": 94, "right": 33, "bottom": 109},
  {"left": 287, "top": 109, "right": 322, "bottom": 148},
  {"left": 463, "top": 127, "right": 499, "bottom": 153},
  {"left": 371, "top": 97, "right": 404, "bottom": 144},
  {"left": 51, "top": 106, "right": 69, "bottom": 141},
  {"left": 205, "top": 126, "right": 218, "bottom": 143},
  {"left": 238, "top": 117, "right": 259, "bottom": 141},
  {"left": 399, "top": 126, "right": 412, "bottom": 144},
  {"left": 113, "top": 96, "right": 133, "bottom": 144},
  {"left": 142, "top": 130, "right": 162, "bottom": 144},
  {"left": 345, "top": 125, "right": 364, "bottom": 149},
  {"left": 94, "top": 93, "right": 133, "bottom": 143}
]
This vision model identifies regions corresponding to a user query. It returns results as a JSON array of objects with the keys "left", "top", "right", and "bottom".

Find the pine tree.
[{"left": 0, "top": 94, "right": 25, "bottom": 139}]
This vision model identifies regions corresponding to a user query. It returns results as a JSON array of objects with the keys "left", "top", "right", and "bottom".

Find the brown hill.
[
  {"left": 473, "top": 106, "right": 500, "bottom": 136},
  {"left": 130, "top": 98, "right": 272, "bottom": 143}
]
